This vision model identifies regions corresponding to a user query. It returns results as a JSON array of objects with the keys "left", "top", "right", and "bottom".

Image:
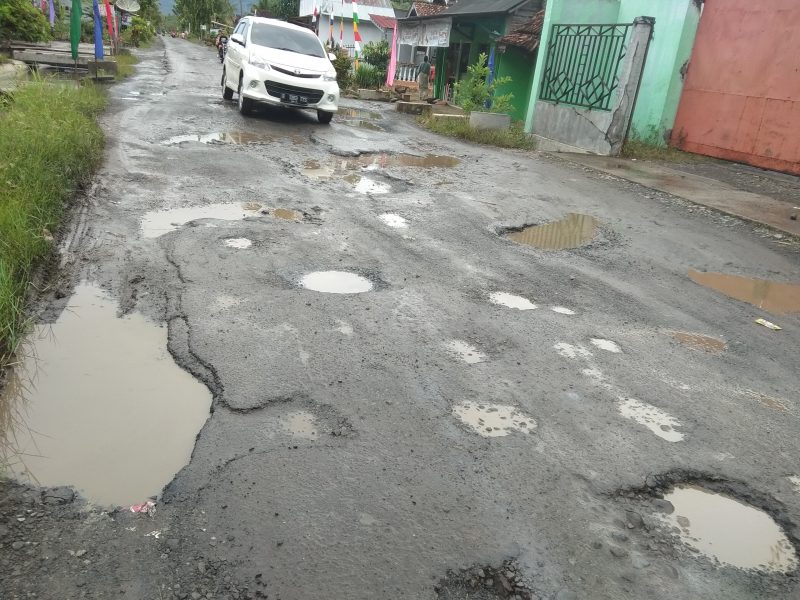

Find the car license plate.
[{"left": 283, "top": 94, "right": 307, "bottom": 105}]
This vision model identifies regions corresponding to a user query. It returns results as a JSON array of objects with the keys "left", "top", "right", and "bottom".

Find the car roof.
[{"left": 243, "top": 17, "right": 315, "bottom": 35}]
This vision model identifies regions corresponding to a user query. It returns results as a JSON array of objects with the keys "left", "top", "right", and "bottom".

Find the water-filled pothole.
[
  {"left": 162, "top": 131, "right": 276, "bottom": 145},
  {"left": 659, "top": 485, "right": 798, "bottom": 572},
  {"left": 303, "top": 153, "right": 459, "bottom": 179},
  {"left": 379, "top": 213, "right": 408, "bottom": 228},
  {"left": 271, "top": 208, "right": 303, "bottom": 221},
  {"left": 300, "top": 271, "right": 373, "bottom": 294},
  {"left": 2, "top": 283, "right": 211, "bottom": 506},
  {"left": 670, "top": 331, "right": 726, "bottom": 353},
  {"left": 617, "top": 397, "right": 684, "bottom": 442},
  {"left": 452, "top": 402, "right": 537, "bottom": 438},
  {"left": 225, "top": 238, "right": 252, "bottom": 249},
  {"left": 590, "top": 338, "right": 621, "bottom": 353},
  {"left": 445, "top": 340, "right": 486, "bottom": 364},
  {"left": 551, "top": 306, "right": 576, "bottom": 315},
  {"left": 506, "top": 213, "right": 599, "bottom": 250},
  {"left": 141, "top": 202, "right": 263, "bottom": 238},
  {"left": 355, "top": 177, "right": 391, "bottom": 195},
  {"left": 338, "top": 107, "right": 383, "bottom": 120},
  {"left": 688, "top": 269, "right": 800, "bottom": 314},
  {"left": 489, "top": 292, "right": 537, "bottom": 310}
]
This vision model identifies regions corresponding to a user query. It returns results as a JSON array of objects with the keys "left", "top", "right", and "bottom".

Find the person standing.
[{"left": 416, "top": 55, "right": 431, "bottom": 101}]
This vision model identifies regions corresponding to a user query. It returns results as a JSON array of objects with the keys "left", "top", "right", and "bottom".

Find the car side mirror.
[
  {"left": 231, "top": 33, "right": 244, "bottom": 46},
  {"left": 328, "top": 52, "right": 337, "bottom": 62}
]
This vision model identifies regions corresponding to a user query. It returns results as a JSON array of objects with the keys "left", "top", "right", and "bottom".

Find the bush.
[
  {"left": 419, "top": 115, "right": 535, "bottom": 150},
  {"left": 121, "top": 16, "right": 156, "bottom": 47},
  {"left": 354, "top": 63, "right": 384, "bottom": 89},
  {"left": 328, "top": 46, "right": 352, "bottom": 90},
  {"left": 454, "top": 53, "right": 513, "bottom": 114},
  {"left": 0, "top": 0, "right": 52, "bottom": 44},
  {"left": 361, "top": 40, "right": 390, "bottom": 72}
]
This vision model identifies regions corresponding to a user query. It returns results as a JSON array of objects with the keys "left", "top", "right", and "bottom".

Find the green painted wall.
[{"left": 496, "top": 46, "right": 536, "bottom": 121}]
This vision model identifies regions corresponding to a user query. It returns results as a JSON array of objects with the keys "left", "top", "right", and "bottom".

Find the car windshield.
[{"left": 250, "top": 23, "right": 325, "bottom": 58}]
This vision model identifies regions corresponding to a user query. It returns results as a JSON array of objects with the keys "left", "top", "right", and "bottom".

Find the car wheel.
[
  {"left": 317, "top": 110, "right": 333, "bottom": 124},
  {"left": 221, "top": 68, "right": 233, "bottom": 100},
  {"left": 238, "top": 76, "right": 253, "bottom": 115}
]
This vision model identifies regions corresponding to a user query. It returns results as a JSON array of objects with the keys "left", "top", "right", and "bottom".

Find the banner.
[
  {"left": 92, "top": 0, "right": 103, "bottom": 59},
  {"left": 398, "top": 18, "right": 451, "bottom": 48},
  {"left": 70, "top": 0, "right": 82, "bottom": 61}
]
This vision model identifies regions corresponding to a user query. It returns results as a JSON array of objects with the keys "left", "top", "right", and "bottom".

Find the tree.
[
  {"left": 0, "top": 0, "right": 51, "bottom": 44},
  {"left": 454, "top": 53, "right": 514, "bottom": 114},
  {"left": 173, "top": 0, "right": 233, "bottom": 34},
  {"left": 252, "top": 0, "right": 299, "bottom": 20}
]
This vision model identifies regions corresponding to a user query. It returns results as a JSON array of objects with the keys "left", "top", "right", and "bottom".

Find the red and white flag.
[{"left": 312, "top": 4, "right": 318, "bottom": 23}]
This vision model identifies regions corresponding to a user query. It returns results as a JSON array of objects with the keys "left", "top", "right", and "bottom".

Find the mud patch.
[
  {"left": 505, "top": 213, "right": 599, "bottom": 250},
  {"left": 489, "top": 292, "right": 537, "bottom": 311},
  {"left": 379, "top": 213, "right": 408, "bottom": 228},
  {"left": 741, "top": 390, "right": 789, "bottom": 412},
  {"left": 435, "top": 560, "right": 536, "bottom": 599},
  {"left": 270, "top": 208, "right": 304, "bottom": 221},
  {"left": 452, "top": 402, "right": 536, "bottom": 437},
  {"left": 3, "top": 283, "right": 211, "bottom": 506},
  {"left": 670, "top": 331, "right": 726, "bottom": 353},
  {"left": 688, "top": 269, "right": 800, "bottom": 314},
  {"left": 141, "top": 203, "right": 263, "bottom": 238},
  {"left": 617, "top": 397, "right": 684, "bottom": 442},
  {"left": 224, "top": 238, "right": 252, "bottom": 249},
  {"left": 300, "top": 271, "right": 373, "bottom": 294},
  {"left": 445, "top": 340, "right": 486, "bottom": 364},
  {"left": 659, "top": 485, "right": 798, "bottom": 572},
  {"left": 162, "top": 131, "right": 275, "bottom": 145}
]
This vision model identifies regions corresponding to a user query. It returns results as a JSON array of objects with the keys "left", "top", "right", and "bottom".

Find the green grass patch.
[
  {"left": 115, "top": 52, "right": 139, "bottom": 80},
  {"left": 621, "top": 138, "right": 703, "bottom": 163},
  {"left": 0, "top": 80, "right": 106, "bottom": 364},
  {"left": 419, "top": 115, "right": 536, "bottom": 150}
]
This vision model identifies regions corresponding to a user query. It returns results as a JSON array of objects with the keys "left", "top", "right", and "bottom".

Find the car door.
[{"left": 226, "top": 21, "right": 245, "bottom": 81}]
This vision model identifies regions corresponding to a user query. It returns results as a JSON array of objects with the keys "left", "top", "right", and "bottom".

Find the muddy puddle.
[
  {"left": 506, "top": 213, "right": 599, "bottom": 250},
  {"left": 281, "top": 411, "right": 318, "bottom": 440},
  {"left": 2, "top": 283, "right": 211, "bottom": 506},
  {"left": 300, "top": 271, "right": 373, "bottom": 294},
  {"left": 271, "top": 208, "right": 303, "bottom": 221},
  {"left": 688, "top": 269, "right": 800, "bottom": 314},
  {"left": 452, "top": 402, "right": 536, "bottom": 437},
  {"left": 659, "top": 485, "right": 798, "bottom": 572},
  {"left": 141, "top": 202, "right": 263, "bottom": 238},
  {"left": 162, "top": 131, "right": 276, "bottom": 145},
  {"left": 446, "top": 340, "right": 486, "bottom": 364},
  {"left": 338, "top": 107, "right": 383, "bottom": 121},
  {"left": 225, "top": 238, "right": 252, "bottom": 249},
  {"left": 617, "top": 397, "right": 684, "bottom": 442},
  {"left": 489, "top": 292, "right": 537, "bottom": 311},
  {"left": 670, "top": 331, "right": 726, "bottom": 353}
]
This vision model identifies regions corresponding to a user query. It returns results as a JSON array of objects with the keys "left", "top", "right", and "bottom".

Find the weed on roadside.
[
  {"left": 622, "top": 138, "right": 703, "bottom": 162},
  {"left": 115, "top": 52, "right": 139, "bottom": 79},
  {"left": 418, "top": 115, "right": 536, "bottom": 150}
]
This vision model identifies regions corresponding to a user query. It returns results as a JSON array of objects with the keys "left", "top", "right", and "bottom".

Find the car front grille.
[
  {"left": 270, "top": 65, "right": 321, "bottom": 79},
  {"left": 264, "top": 81, "right": 325, "bottom": 104}
]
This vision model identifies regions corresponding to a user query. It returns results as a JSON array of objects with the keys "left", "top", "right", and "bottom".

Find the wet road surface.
[{"left": 2, "top": 37, "right": 800, "bottom": 600}]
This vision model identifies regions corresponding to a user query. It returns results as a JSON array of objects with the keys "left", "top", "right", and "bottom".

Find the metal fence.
[{"left": 539, "top": 23, "right": 632, "bottom": 111}]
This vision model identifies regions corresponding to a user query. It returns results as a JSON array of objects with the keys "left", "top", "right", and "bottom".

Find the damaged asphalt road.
[{"left": 2, "top": 37, "right": 800, "bottom": 600}]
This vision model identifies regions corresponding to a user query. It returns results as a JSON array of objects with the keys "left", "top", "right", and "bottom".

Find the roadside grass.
[
  {"left": 622, "top": 138, "right": 703, "bottom": 162},
  {"left": 0, "top": 80, "right": 106, "bottom": 367},
  {"left": 115, "top": 52, "right": 139, "bottom": 79},
  {"left": 418, "top": 115, "right": 536, "bottom": 150}
]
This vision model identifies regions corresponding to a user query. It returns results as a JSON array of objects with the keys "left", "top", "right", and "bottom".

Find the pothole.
[
  {"left": 355, "top": 177, "right": 391, "bottom": 194},
  {"left": 590, "top": 338, "right": 622, "bottom": 353},
  {"left": 141, "top": 202, "right": 263, "bottom": 238},
  {"left": 452, "top": 402, "right": 536, "bottom": 438},
  {"left": 551, "top": 306, "right": 576, "bottom": 315},
  {"left": 270, "top": 208, "right": 304, "bottom": 221},
  {"left": 300, "top": 271, "right": 373, "bottom": 294},
  {"left": 617, "top": 397, "right": 684, "bottom": 442},
  {"left": 688, "top": 269, "right": 800, "bottom": 314},
  {"left": 670, "top": 331, "right": 726, "bottom": 353},
  {"left": 553, "top": 342, "right": 591, "bottom": 359},
  {"left": 224, "top": 238, "right": 252, "bottom": 249},
  {"left": 378, "top": 213, "right": 408, "bottom": 228},
  {"left": 338, "top": 107, "right": 383, "bottom": 120},
  {"left": 658, "top": 485, "right": 798, "bottom": 572},
  {"left": 303, "top": 153, "right": 459, "bottom": 179},
  {"left": 435, "top": 560, "right": 535, "bottom": 599},
  {"left": 280, "top": 411, "right": 318, "bottom": 440},
  {"left": 505, "top": 213, "right": 600, "bottom": 250},
  {"left": 162, "top": 131, "right": 276, "bottom": 145},
  {"left": 2, "top": 283, "right": 211, "bottom": 506},
  {"left": 445, "top": 340, "right": 486, "bottom": 364},
  {"left": 489, "top": 292, "right": 537, "bottom": 310}
]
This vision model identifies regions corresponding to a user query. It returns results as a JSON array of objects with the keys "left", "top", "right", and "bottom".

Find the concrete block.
[
  {"left": 469, "top": 111, "right": 511, "bottom": 130},
  {"left": 357, "top": 88, "right": 390, "bottom": 101},
  {"left": 396, "top": 102, "right": 432, "bottom": 116},
  {"left": 431, "top": 114, "right": 467, "bottom": 124}
]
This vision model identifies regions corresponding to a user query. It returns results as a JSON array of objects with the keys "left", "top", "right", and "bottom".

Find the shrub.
[
  {"left": 454, "top": 52, "right": 513, "bottom": 114},
  {"left": 361, "top": 40, "right": 390, "bottom": 72},
  {"left": 328, "top": 46, "right": 353, "bottom": 90},
  {"left": 354, "top": 63, "right": 384, "bottom": 89},
  {"left": 0, "top": 0, "right": 52, "bottom": 44}
]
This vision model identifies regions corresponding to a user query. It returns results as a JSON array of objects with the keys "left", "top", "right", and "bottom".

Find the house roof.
[
  {"left": 437, "top": 0, "right": 530, "bottom": 17},
  {"left": 498, "top": 9, "right": 544, "bottom": 53},
  {"left": 410, "top": 1, "right": 448, "bottom": 17},
  {"left": 370, "top": 13, "right": 397, "bottom": 29}
]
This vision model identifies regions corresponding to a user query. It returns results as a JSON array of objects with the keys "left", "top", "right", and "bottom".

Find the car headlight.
[
  {"left": 250, "top": 60, "right": 271, "bottom": 71},
  {"left": 323, "top": 72, "right": 337, "bottom": 82}
]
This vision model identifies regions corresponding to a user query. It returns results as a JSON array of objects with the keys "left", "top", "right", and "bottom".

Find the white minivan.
[{"left": 222, "top": 17, "right": 340, "bottom": 123}]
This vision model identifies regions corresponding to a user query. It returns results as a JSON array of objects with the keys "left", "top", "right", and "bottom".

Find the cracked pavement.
[{"left": 1, "top": 37, "right": 800, "bottom": 600}]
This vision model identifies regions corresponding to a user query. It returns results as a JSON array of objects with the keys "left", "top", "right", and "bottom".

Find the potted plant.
[{"left": 455, "top": 53, "right": 514, "bottom": 130}]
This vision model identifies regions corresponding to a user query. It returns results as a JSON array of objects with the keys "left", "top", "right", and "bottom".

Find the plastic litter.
[
  {"left": 130, "top": 500, "right": 156, "bottom": 515},
  {"left": 755, "top": 318, "right": 781, "bottom": 331}
]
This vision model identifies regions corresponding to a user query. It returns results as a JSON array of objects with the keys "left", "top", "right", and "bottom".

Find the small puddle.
[
  {"left": 281, "top": 411, "right": 318, "bottom": 440},
  {"left": 162, "top": 131, "right": 275, "bottom": 145},
  {"left": 617, "top": 397, "right": 684, "bottom": 442},
  {"left": 452, "top": 402, "right": 536, "bottom": 438},
  {"left": 271, "top": 208, "right": 303, "bottom": 221},
  {"left": 489, "top": 292, "right": 537, "bottom": 311},
  {"left": 506, "top": 213, "right": 599, "bottom": 250},
  {"left": 302, "top": 160, "right": 336, "bottom": 179},
  {"left": 303, "top": 154, "right": 459, "bottom": 179},
  {"left": 225, "top": 238, "right": 252, "bottom": 249},
  {"left": 446, "top": 340, "right": 486, "bottom": 364},
  {"left": 590, "top": 338, "right": 621, "bottom": 353},
  {"left": 688, "top": 270, "right": 800, "bottom": 314},
  {"left": 141, "top": 203, "right": 263, "bottom": 238},
  {"left": 355, "top": 178, "right": 391, "bottom": 195},
  {"left": 551, "top": 306, "right": 576, "bottom": 315},
  {"left": 670, "top": 331, "right": 726, "bottom": 353},
  {"left": 2, "top": 283, "right": 211, "bottom": 506},
  {"left": 338, "top": 107, "right": 383, "bottom": 120},
  {"left": 300, "top": 271, "right": 373, "bottom": 294},
  {"left": 659, "top": 485, "right": 798, "bottom": 572},
  {"left": 379, "top": 213, "right": 408, "bottom": 228}
]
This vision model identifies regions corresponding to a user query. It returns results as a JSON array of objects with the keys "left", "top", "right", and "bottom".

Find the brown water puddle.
[
  {"left": 2, "top": 283, "right": 211, "bottom": 506},
  {"left": 507, "top": 213, "right": 599, "bottom": 250},
  {"left": 141, "top": 202, "right": 263, "bottom": 238},
  {"left": 271, "top": 208, "right": 303, "bottom": 221},
  {"left": 338, "top": 107, "right": 383, "bottom": 120},
  {"left": 162, "top": 131, "right": 275, "bottom": 145},
  {"left": 670, "top": 331, "right": 727, "bottom": 353},
  {"left": 688, "top": 270, "right": 800, "bottom": 314}
]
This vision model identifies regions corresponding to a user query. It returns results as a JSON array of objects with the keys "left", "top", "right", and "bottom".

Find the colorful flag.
[
  {"left": 329, "top": 5, "right": 334, "bottom": 44},
  {"left": 92, "top": 0, "right": 103, "bottom": 59},
  {"left": 48, "top": 0, "right": 55, "bottom": 27},
  {"left": 103, "top": 0, "right": 114, "bottom": 42},
  {"left": 352, "top": 0, "right": 360, "bottom": 69},
  {"left": 70, "top": 0, "right": 82, "bottom": 61},
  {"left": 312, "top": 4, "right": 318, "bottom": 22}
]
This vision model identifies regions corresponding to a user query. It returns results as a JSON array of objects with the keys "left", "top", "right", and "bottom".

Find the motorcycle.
[{"left": 218, "top": 36, "right": 228, "bottom": 63}]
